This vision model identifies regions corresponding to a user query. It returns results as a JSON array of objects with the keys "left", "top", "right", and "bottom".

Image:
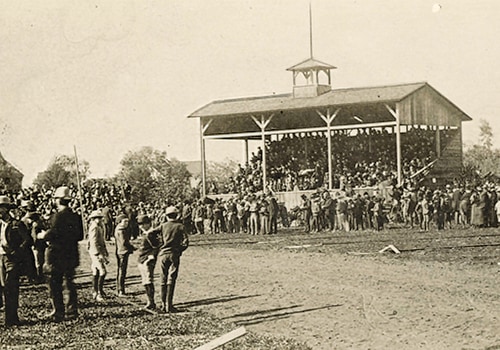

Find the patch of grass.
[{"left": 2, "top": 286, "right": 310, "bottom": 350}]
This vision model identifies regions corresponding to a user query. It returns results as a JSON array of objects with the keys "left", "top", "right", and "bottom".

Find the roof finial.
[{"left": 309, "top": 2, "right": 313, "bottom": 59}]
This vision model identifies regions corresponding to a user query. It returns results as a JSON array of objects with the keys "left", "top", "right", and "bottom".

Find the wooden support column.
[
  {"left": 317, "top": 108, "right": 341, "bottom": 190},
  {"left": 435, "top": 126, "right": 441, "bottom": 157},
  {"left": 200, "top": 118, "right": 212, "bottom": 197},
  {"left": 251, "top": 114, "right": 273, "bottom": 191},
  {"left": 385, "top": 104, "right": 402, "bottom": 185},
  {"left": 244, "top": 139, "right": 249, "bottom": 165}
]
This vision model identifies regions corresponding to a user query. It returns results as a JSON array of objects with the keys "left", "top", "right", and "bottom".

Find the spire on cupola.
[{"left": 287, "top": 3, "right": 336, "bottom": 98}]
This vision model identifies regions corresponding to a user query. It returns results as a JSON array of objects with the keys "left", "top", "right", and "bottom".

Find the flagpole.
[{"left": 73, "top": 145, "right": 87, "bottom": 236}]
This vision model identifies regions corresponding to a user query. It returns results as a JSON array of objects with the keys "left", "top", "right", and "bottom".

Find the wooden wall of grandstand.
[{"left": 188, "top": 54, "right": 471, "bottom": 207}]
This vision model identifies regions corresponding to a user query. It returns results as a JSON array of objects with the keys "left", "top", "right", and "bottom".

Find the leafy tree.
[
  {"left": 116, "top": 146, "right": 192, "bottom": 204},
  {"left": 34, "top": 155, "right": 91, "bottom": 188},
  {"left": 206, "top": 159, "right": 240, "bottom": 194},
  {"left": 463, "top": 119, "right": 500, "bottom": 177}
]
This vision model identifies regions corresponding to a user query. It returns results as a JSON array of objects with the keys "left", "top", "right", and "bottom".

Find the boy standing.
[{"left": 136, "top": 215, "right": 162, "bottom": 310}]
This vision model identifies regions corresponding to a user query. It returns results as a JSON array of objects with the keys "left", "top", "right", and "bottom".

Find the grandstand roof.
[{"left": 189, "top": 82, "right": 472, "bottom": 138}]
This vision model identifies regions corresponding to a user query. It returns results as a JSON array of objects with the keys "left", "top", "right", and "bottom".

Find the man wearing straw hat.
[{"left": 38, "top": 186, "right": 83, "bottom": 322}]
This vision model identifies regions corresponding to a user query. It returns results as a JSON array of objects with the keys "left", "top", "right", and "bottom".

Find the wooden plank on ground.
[
  {"left": 284, "top": 243, "right": 323, "bottom": 249},
  {"left": 194, "top": 326, "right": 247, "bottom": 350},
  {"left": 379, "top": 244, "right": 401, "bottom": 254}
]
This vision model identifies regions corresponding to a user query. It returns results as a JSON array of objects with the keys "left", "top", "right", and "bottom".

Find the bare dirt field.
[
  {"left": 5, "top": 226, "right": 500, "bottom": 349},
  {"left": 171, "top": 227, "right": 500, "bottom": 349}
]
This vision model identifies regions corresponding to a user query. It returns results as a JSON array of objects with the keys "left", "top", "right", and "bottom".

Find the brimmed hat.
[
  {"left": 166, "top": 206, "right": 179, "bottom": 215},
  {"left": 137, "top": 215, "right": 151, "bottom": 225},
  {"left": 116, "top": 214, "right": 128, "bottom": 223},
  {"left": 54, "top": 186, "right": 72, "bottom": 200},
  {"left": 21, "top": 200, "right": 36, "bottom": 212},
  {"left": 0, "top": 196, "right": 13, "bottom": 208},
  {"left": 89, "top": 210, "right": 103, "bottom": 219}
]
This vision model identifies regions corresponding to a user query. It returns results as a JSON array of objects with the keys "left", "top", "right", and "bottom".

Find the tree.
[
  {"left": 34, "top": 155, "right": 91, "bottom": 188},
  {"left": 116, "top": 147, "right": 192, "bottom": 204},
  {"left": 206, "top": 159, "right": 240, "bottom": 194},
  {"left": 463, "top": 119, "right": 500, "bottom": 177}
]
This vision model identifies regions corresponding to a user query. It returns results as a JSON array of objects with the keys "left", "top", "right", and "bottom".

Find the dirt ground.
[{"left": 99, "top": 229, "right": 500, "bottom": 350}]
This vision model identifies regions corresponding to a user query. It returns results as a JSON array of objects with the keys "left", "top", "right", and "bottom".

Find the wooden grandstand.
[{"left": 188, "top": 57, "right": 472, "bottom": 198}]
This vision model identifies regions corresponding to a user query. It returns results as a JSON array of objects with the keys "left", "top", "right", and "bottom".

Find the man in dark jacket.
[
  {"left": 136, "top": 215, "right": 162, "bottom": 310},
  {"left": 114, "top": 214, "right": 135, "bottom": 296},
  {"left": 39, "top": 186, "right": 83, "bottom": 322},
  {"left": 0, "top": 196, "right": 26, "bottom": 326},
  {"left": 154, "top": 206, "right": 188, "bottom": 313}
]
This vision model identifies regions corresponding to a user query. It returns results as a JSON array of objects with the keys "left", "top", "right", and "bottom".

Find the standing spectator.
[
  {"left": 137, "top": 215, "right": 162, "bottom": 310},
  {"left": 226, "top": 199, "right": 238, "bottom": 233},
  {"left": 459, "top": 187, "right": 472, "bottom": 226},
  {"left": 181, "top": 200, "right": 194, "bottom": 235},
  {"left": 310, "top": 195, "right": 321, "bottom": 232},
  {"left": 124, "top": 202, "right": 139, "bottom": 240},
  {"left": 40, "top": 187, "right": 83, "bottom": 322},
  {"left": 0, "top": 196, "right": 25, "bottom": 326},
  {"left": 268, "top": 196, "right": 280, "bottom": 234},
  {"left": 87, "top": 210, "right": 109, "bottom": 302},
  {"left": 321, "top": 191, "right": 335, "bottom": 231},
  {"left": 157, "top": 206, "right": 189, "bottom": 313},
  {"left": 259, "top": 198, "right": 269, "bottom": 235},
  {"left": 27, "top": 210, "right": 47, "bottom": 283},
  {"left": 193, "top": 200, "right": 206, "bottom": 235},
  {"left": 18, "top": 204, "right": 36, "bottom": 284},
  {"left": 495, "top": 187, "right": 500, "bottom": 224},
  {"left": 490, "top": 185, "right": 499, "bottom": 228},
  {"left": 101, "top": 203, "right": 114, "bottom": 241},
  {"left": 248, "top": 195, "right": 260, "bottom": 235},
  {"left": 372, "top": 197, "right": 385, "bottom": 231},
  {"left": 114, "top": 214, "right": 135, "bottom": 296},
  {"left": 300, "top": 194, "right": 312, "bottom": 233},
  {"left": 420, "top": 194, "right": 430, "bottom": 231},
  {"left": 337, "top": 196, "right": 349, "bottom": 232}
]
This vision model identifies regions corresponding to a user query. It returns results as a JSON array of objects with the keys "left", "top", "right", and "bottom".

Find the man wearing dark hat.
[
  {"left": 39, "top": 186, "right": 84, "bottom": 322},
  {"left": 154, "top": 206, "right": 188, "bottom": 313},
  {"left": 0, "top": 195, "right": 26, "bottom": 326}
]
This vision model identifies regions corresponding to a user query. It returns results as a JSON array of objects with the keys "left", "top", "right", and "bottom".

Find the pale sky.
[{"left": 1, "top": 0, "right": 499, "bottom": 186}]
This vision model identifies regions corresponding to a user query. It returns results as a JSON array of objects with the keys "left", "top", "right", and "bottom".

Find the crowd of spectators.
[{"left": 210, "top": 126, "right": 458, "bottom": 195}]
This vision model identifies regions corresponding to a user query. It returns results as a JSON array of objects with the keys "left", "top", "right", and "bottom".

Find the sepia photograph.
[{"left": 0, "top": 1, "right": 499, "bottom": 349}]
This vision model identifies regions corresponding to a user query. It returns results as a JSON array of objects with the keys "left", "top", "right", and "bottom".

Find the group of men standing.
[
  {"left": 0, "top": 185, "right": 190, "bottom": 327},
  {"left": 0, "top": 186, "right": 82, "bottom": 325}
]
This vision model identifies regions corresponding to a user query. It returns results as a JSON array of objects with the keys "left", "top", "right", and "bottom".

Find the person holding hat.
[
  {"left": 87, "top": 210, "right": 109, "bottom": 302},
  {"left": 38, "top": 186, "right": 83, "bottom": 322},
  {"left": 136, "top": 215, "right": 162, "bottom": 310},
  {"left": 0, "top": 195, "right": 26, "bottom": 326},
  {"left": 114, "top": 213, "right": 135, "bottom": 296},
  {"left": 18, "top": 204, "right": 39, "bottom": 284},
  {"left": 25, "top": 209, "right": 47, "bottom": 283},
  {"left": 154, "top": 206, "right": 188, "bottom": 313}
]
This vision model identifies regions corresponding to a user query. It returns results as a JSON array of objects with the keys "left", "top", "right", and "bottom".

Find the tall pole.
[
  {"left": 200, "top": 119, "right": 207, "bottom": 197},
  {"left": 395, "top": 107, "right": 402, "bottom": 186},
  {"left": 309, "top": 2, "right": 313, "bottom": 58},
  {"left": 73, "top": 145, "right": 86, "bottom": 235},
  {"left": 261, "top": 119, "right": 267, "bottom": 191}
]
